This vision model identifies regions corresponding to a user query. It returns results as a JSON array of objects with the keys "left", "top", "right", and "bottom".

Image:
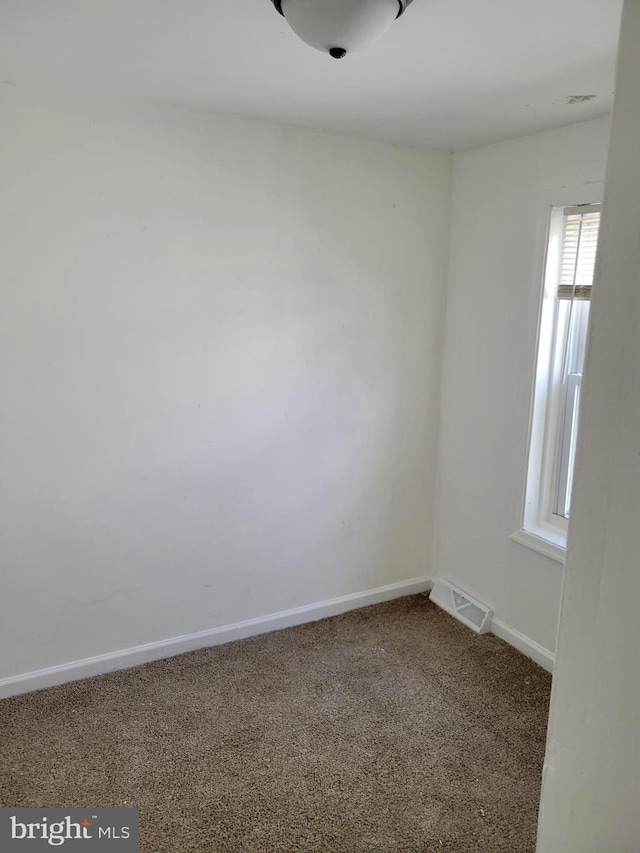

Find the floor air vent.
[{"left": 429, "top": 579, "right": 492, "bottom": 634}]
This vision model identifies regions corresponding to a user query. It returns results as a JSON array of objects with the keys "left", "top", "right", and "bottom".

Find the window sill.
[{"left": 509, "top": 528, "right": 565, "bottom": 564}]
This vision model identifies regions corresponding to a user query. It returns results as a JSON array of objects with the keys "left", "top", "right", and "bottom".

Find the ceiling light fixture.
[{"left": 271, "top": 0, "right": 414, "bottom": 59}]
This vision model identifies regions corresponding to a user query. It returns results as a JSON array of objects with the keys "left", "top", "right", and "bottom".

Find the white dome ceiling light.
[{"left": 271, "top": 0, "right": 415, "bottom": 59}]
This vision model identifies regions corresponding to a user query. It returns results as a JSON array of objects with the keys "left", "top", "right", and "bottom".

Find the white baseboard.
[
  {"left": 0, "top": 577, "right": 432, "bottom": 700},
  {"left": 491, "top": 615, "right": 555, "bottom": 673}
]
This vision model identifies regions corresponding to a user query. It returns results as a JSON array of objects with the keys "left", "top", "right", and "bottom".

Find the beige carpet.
[{"left": 0, "top": 596, "right": 551, "bottom": 852}]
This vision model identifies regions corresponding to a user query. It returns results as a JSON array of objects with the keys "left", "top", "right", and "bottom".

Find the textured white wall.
[
  {"left": 434, "top": 117, "right": 611, "bottom": 655},
  {"left": 537, "top": 1, "right": 640, "bottom": 848},
  {"left": 0, "top": 92, "right": 451, "bottom": 679}
]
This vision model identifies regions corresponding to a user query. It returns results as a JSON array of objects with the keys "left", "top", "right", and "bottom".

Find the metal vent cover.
[{"left": 429, "top": 579, "right": 492, "bottom": 634}]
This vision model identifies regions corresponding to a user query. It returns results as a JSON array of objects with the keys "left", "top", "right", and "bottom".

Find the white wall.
[
  {"left": 537, "top": 1, "right": 640, "bottom": 847},
  {"left": 434, "top": 117, "right": 611, "bottom": 657},
  {"left": 0, "top": 91, "right": 451, "bottom": 680}
]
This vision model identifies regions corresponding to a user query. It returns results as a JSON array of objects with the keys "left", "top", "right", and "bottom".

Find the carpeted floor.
[{"left": 0, "top": 596, "right": 551, "bottom": 852}]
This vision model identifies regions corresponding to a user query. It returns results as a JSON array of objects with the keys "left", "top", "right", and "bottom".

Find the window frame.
[
  {"left": 510, "top": 184, "right": 603, "bottom": 564},
  {"left": 553, "top": 297, "right": 591, "bottom": 520}
]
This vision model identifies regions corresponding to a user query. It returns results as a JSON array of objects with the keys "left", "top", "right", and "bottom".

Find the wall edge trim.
[
  {"left": 491, "top": 615, "right": 555, "bottom": 672},
  {"left": 0, "top": 577, "right": 432, "bottom": 699}
]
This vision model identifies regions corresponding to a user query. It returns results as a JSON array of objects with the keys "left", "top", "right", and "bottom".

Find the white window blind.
[{"left": 557, "top": 205, "right": 601, "bottom": 301}]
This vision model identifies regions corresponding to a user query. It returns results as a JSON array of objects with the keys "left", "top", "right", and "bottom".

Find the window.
[{"left": 513, "top": 203, "right": 601, "bottom": 559}]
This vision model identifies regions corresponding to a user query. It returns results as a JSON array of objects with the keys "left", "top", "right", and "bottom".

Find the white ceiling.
[{"left": 0, "top": 0, "right": 623, "bottom": 150}]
